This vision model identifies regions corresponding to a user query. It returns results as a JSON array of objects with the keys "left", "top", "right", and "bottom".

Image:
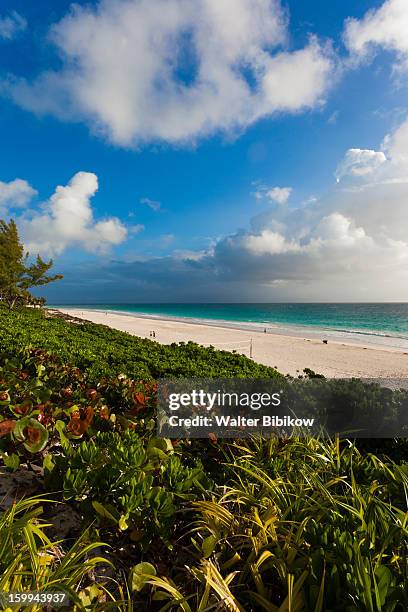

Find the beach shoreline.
[{"left": 53, "top": 307, "right": 408, "bottom": 379}]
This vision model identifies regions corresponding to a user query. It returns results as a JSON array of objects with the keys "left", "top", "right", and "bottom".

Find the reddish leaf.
[
  {"left": 0, "top": 420, "right": 16, "bottom": 437},
  {"left": 13, "top": 402, "right": 33, "bottom": 416},
  {"left": 37, "top": 405, "right": 53, "bottom": 426},
  {"left": 24, "top": 426, "right": 41, "bottom": 444},
  {"left": 134, "top": 392, "right": 146, "bottom": 406},
  {"left": 67, "top": 406, "right": 94, "bottom": 435},
  {"left": 100, "top": 406, "right": 109, "bottom": 420},
  {"left": 87, "top": 389, "right": 98, "bottom": 400}
]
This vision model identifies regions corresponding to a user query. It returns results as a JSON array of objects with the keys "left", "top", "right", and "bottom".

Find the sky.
[{"left": 1, "top": 0, "right": 408, "bottom": 302}]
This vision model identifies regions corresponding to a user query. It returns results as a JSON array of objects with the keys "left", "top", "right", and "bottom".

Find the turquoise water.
[{"left": 54, "top": 303, "right": 408, "bottom": 343}]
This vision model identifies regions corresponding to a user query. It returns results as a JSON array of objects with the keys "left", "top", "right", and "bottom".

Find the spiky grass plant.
[
  {"left": 145, "top": 437, "right": 408, "bottom": 611},
  {"left": 0, "top": 495, "right": 112, "bottom": 610}
]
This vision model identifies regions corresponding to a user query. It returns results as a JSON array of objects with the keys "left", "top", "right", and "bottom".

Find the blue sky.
[{"left": 1, "top": 0, "right": 408, "bottom": 302}]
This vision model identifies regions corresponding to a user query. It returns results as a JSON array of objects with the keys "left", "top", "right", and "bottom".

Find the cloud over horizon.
[
  {"left": 43, "top": 116, "right": 408, "bottom": 302},
  {"left": 2, "top": 0, "right": 408, "bottom": 302},
  {"left": 208, "top": 116, "right": 408, "bottom": 296}
]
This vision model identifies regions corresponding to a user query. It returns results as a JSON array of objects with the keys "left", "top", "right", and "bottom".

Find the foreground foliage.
[
  {"left": 0, "top": 496, "right": 111, "bottom": 610},
  {"left": 0, "top": 306, "right": 407, "bottom": 610},
  {"left": 1, "top": 438, "right": 407, "bottom": 611}
]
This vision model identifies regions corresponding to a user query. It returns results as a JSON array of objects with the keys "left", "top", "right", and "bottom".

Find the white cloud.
[
  {"left": 311, "top": 213, "right": 370, "bottom": 248},
  {"left": 43, "top": 117, "right": 408, "bottom": 301},
  {"left": 20, "top": 172, "right": 127, "bottom": 256},
  {"left": 0, "top": 11, "right": 26, "bottom": 40},
  {"left": 244, "top": 229, "right": 301, "bottom": 255},
  {"left": 382, "top": 117, "right": 408, "bottom": 160},
  {"left": 5, "top": 0, "right": 334, "bottom": 146},
  {"left": 344, "top": 0, "right": 408, "bottom": 70},
  {"left": 335, "top": 148, "right": 387, "bottom": 182},
  {"left": 130, "top": 223, "right": 145, "bottom": 234},
  {"left": 257, "top": 37, "right": 332, "bottom": 112},
  {"left": 239, "top": 212, "right": 371, "bottom": 258},
  {"left": 252, "top": 183, "right": 292, "bottom": 204},
  {"left": 266, "top": 186, "right": 292, "bottom": 204},
  {"left": 207, "top": 116, "right": 408, "bottom": 298},
  {"left": 172, "top": 249, "right": 206, "bottom": 261},
  {"left": 140, "top": 197, "right": 161, "bottom": 211},
  {"left": 0, "top": 178, "right": 37, "bottom": 209}
]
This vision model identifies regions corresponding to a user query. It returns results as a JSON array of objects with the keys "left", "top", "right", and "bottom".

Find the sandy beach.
[{"left": 54, "top": 308, "right": 408, "bottom": 379}]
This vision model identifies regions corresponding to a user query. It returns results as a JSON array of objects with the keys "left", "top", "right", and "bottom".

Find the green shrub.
[
  {"left": 0, "top": 305, "right": 281, "bottom": 381},
  {"left": 46, "top": 430, "right": 213, "bottom": 544}
]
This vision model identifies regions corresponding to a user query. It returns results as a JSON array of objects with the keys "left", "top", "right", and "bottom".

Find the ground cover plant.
[
  {"left": 0, "top": 306, "right": 281, "bottom": 381},
  {"left": 0, "top": 305, "right": 407, "bottom": 610}
]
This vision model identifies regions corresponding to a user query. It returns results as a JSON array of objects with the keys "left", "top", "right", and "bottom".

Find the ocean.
[{"left": 53, "top": 303, "right": 408, "bottom": 350}]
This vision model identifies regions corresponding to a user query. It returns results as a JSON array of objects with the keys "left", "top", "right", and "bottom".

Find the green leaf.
[
  {"left": 1, "top": 452, "right": 20, "bottom": 471},
  {"left": 202, "top": 535, "right": 217, "bottom": 559},
  {"left": 147, "top": 437, "right": 174, "bottom": 459},
  {"left": 55, "top": 419, "right": 70, "bottom": 451},
  {"left": 13, "top": 417, "right": 49, "bottom": 452},
  {"left": 374, "top": 566, "right": 393, "bottom": 607},
  {"left": 78, "top": 584, "right": 104, "bottom": 607},
  {"left": 130, "top": 562, "right": 156, "bottom": 592},
  {"left": 13, "top": 415, "right": 31, "bottom": 441},
  {"left": 42, "top": 453, "right": 55, "bottom": 474},
  {"left": 119, "top": 515, "right": 129, "bottom": 531},
  {"left": 92, "top": 501, "right": 119, "bottom": 523}
]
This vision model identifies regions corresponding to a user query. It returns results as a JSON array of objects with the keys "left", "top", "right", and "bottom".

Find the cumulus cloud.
[
  {"left": 244, "top": 229, "right": 301, "bottom": 255},
  {"left": 5, "top": 0, "right": 334, "bottom": 146},
  {"left": 266, "top": 187, "right": 292, "bottom": 204},
  {"left": 0, "top": 11, "right": 26, "bottom": 40},
  {"left": 0, "top": 178, "right": 37, "bottom": 210},
  {"left": 209, "top": 117, "right": 408, "bottom": 297},
  {"left": 344, "top": 0, "right": 408, "bottom": 70},
  {"left": 335, "top": 148, "right": 386, "bottom": 182},
  {"left": 19, "top": 172, "right": 127, "bottom": 256},
  {"left": 252, "top": 184, "right": 292, "bottom": 204},
  {"left": 242, "top": 213, "right": 371, "bottom": 257},
  {"left": 48, "top": 117, "right": 408, "bottom": 302},
  {"left": 382, "top": 117, "right": 408, "bottom": 160}
]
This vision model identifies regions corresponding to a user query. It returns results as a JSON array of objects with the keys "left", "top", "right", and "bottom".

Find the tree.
[{"left": 0, "top": 219, "right": 63, "bottom": 309}]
